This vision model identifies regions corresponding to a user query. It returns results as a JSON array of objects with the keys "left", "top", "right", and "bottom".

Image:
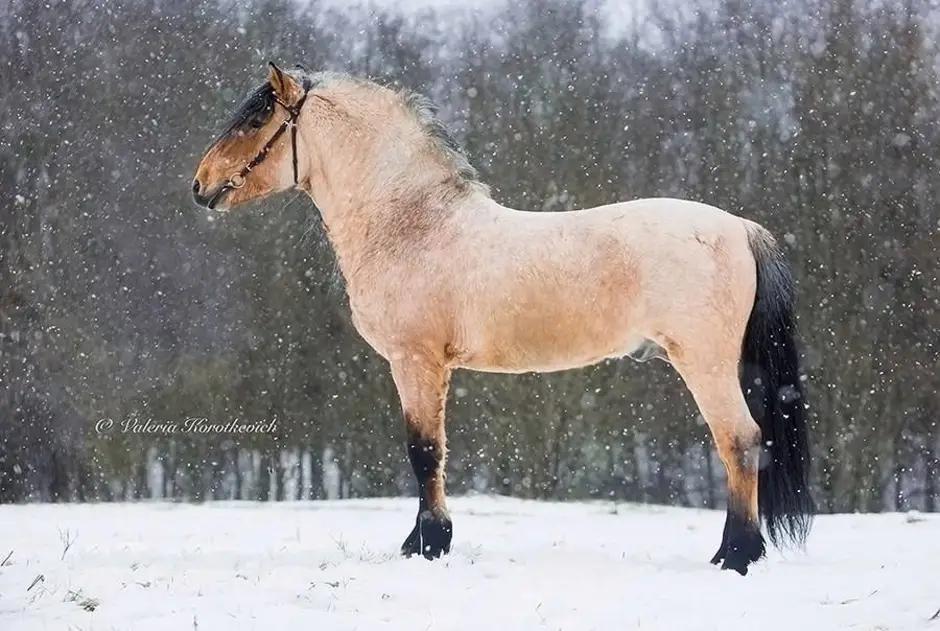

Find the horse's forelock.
[{"left": 216, "top": 82, "right": 276, "bottom": 140}]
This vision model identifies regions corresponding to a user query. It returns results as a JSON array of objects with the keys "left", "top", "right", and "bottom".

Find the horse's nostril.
[{"left": 192, "top": 179, "right": 201, "bottom": 195}]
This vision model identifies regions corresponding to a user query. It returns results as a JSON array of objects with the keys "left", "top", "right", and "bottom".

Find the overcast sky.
[{"left": 315, "top": 0, "right": 649, "bottom": 39}]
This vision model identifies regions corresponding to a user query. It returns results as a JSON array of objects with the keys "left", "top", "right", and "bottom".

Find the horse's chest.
[
  {"left": 347, "top": 289, "right": 430, "bottom": 360},
  {"left": 348, "top": 301, "right": 393, "bottom": 358}
]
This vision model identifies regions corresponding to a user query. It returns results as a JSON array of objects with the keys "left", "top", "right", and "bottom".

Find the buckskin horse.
[{"left": 191, "top": 63, "right": 815, "bottom": 575}]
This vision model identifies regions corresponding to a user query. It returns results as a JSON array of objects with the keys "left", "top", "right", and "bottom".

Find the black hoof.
[
  {"left": 710, "top": 513, "right": 733, "bottom": 565},
  {"left": 710, "top": 515, "right": 766, "bottom": 576},
  {"left": 709, "top": 545, "right": 726, "bottom": 566},
  {"left": 401, "top": 509, "right": 452, "bottom": 560}
]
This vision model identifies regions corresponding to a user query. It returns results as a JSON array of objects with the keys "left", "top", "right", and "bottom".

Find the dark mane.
[
  {"left": 290, "top": 69, "right": 481, "bottom": 185},
  {"left": 401, "top": 91, "right": 480, "bottom": 184},
  {"left": 217, "top": 68, "right": 482, "bottom": 187}
]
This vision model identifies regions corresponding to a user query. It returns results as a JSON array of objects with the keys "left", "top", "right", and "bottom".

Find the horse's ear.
[{"left": 267, "top": 61, "right": 303, "bottom": 101}]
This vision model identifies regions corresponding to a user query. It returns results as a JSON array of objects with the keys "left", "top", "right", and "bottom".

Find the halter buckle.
[{"left": 229, "top": 173, "right": 246, "bottom": 189}]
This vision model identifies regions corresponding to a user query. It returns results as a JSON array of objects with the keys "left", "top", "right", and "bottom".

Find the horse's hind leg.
[
  {"left": 670, "top": 355, "right": 765, "bottom": 575},
  {"left": 390, "top": 356, "right": 453, "bottom": 560}
]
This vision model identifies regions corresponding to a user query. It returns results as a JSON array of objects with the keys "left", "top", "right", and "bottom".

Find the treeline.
[{"left": 0, "top": 0, "right": 937, "bottom": 512}]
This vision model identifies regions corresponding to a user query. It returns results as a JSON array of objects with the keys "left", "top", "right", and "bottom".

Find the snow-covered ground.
[{"left": 1, "top": 495, "right": 937, "bottom": 630}]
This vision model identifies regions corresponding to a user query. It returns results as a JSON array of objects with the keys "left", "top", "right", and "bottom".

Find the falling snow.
[{"left": 1, "top": 0, "right": 938, "bottom": 628}]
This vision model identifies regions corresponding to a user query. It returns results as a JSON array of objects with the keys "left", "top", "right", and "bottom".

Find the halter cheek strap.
[{"left": 224, "top": 90, "right": 309, "bottom": 192}]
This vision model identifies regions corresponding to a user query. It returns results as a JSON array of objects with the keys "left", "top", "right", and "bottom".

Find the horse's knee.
[
  {"left": 726, "top": 422, "right": 762, "bottom": 475},
  {"left": 711, "top": 421, "right": 760, "bottom": 513}
]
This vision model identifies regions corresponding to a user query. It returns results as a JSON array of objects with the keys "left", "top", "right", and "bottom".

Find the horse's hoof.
[
  {"left": 400, "top": 509, "right": 452, "bottom": 560},
  {"left": 721, "top": 556, "right": 751, "bottom": 576},
  {"left": 712, "top": 529, "right": 765, "bottom": 576},
  {"left": 709, "top": 546, "right": 725, "bottom": 566}
]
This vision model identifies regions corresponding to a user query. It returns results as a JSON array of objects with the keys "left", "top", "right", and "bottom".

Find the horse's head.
[
  {"left": 193, "top": 64, "right": 484, "bottom": 220},
  {"left": 192, "top": 62, "right": 310, "bottom": 211}
]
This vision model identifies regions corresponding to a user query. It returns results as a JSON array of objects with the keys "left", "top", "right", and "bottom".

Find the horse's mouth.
[{"left": 201, "top": 184, "right": 232, "bottom": 211}]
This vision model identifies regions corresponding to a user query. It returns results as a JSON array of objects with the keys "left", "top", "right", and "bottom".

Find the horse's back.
[{"left": 573, "top": 196, "right": 748, "bottom": 232}]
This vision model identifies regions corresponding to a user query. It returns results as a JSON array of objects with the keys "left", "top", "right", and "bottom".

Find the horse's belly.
[{"left": 455, "top": 317, "right": 646, "bottom": 374}]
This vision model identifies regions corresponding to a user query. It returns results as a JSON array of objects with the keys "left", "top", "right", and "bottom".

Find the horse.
[{"left": 191, "top": 62, "right": 815, "bottom": 576}]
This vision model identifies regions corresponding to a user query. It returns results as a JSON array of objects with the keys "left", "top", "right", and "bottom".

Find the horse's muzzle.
[{"left": 192, "top": 182, "right": 230, "bottom": 210}]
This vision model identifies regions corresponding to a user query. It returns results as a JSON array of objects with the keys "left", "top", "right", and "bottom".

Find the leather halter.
[{"left": 209, "top": 90, "right": 308, "bottom": 207}]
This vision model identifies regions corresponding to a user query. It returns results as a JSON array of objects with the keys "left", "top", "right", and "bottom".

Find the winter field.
[{"left": 0, "top": 496, "right": 937, "bottom": 631}]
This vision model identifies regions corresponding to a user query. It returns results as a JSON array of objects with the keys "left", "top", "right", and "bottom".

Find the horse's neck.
[
  {"left": 301, "top": 121, "right": 495, "bottom": 283},
  {"left": 307, "top": 182, "right": 469, "bottom": 285}
]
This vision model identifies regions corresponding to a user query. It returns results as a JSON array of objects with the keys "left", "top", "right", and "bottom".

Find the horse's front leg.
[{"left": 391, "top": 357, "right": 453, "bottom": 560}]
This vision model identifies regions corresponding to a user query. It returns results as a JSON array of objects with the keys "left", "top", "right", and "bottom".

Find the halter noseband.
[{"left": 221, "top": 89, "right": 309, "bottom": 195}]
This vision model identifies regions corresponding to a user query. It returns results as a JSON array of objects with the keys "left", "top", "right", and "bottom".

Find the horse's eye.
[{"left": 247, "top": 110, "right": 273, "bottom": 129}]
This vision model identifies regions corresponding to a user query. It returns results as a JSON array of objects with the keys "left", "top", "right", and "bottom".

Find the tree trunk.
[
  {"left": 705, "top": 446, "right": 717, "bottom": 509},
  {"left": 274, "top": 451, "right": 285, "bottom": 501},
  {"left": 924, "top": 440, "right": 936, "bottom": 513},
  {"left": 233, "top": 448, "right": 243, "bottom": 500},
  {"left": 136, "top": 457, "right": 149, "bottom": 500},
  {"left": 256, "top": 450, "right": 271, "bottom": 502},
  {"left": 309, "top": 446, "right": 324, "bottom": 500}
]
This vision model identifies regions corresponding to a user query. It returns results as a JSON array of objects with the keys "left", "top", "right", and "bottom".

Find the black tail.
[{"left": 740, "top": 225, "right": 815, "bottom": 550}]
